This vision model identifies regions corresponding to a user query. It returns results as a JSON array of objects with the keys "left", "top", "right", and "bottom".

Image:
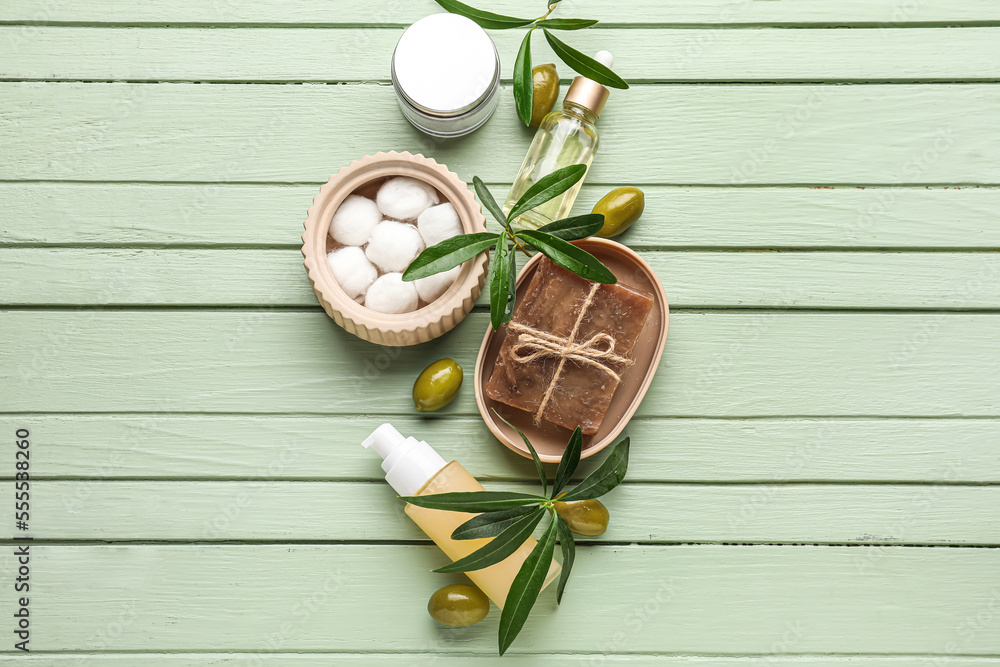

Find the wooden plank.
[
  {"left": 4, "top": 658, "right": 1000, "bottom": 667},
  {"left": 6, "top": 27, "right": 1000, "bottom": 82},
  {"left": 1, "top": 544, "right": 996, "bottom": 654},
  {"left": 3, "top": 183, "right": 1000, "bottom": 249},
  {"left": 2, "top": 0, "right": 997, "bottom": 25},
  {"left": 4, "top": 248, "right": 1000, "bottom": 309},
  {"left": 1, "top": 83, "right": 996, "bottom": 185},
  {"left": 13, "top": 480, "right": 999, "bottom": 545},
  {"left": 3, "top": 415, "right": 996, "bottom": 483},
  {"left": 3, "top": 311, "right": 999, "bottom": 416}
]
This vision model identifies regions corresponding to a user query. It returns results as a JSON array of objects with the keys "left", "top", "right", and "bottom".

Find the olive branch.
[
  {"left": 402, "top": 164, "right": 615, "bottom": 330},
  {"left": 399, "top": 413, "right": 630, "bottom": 655},
  {"left": 433, "top": 0, "right": 629, "bottom": 126}
]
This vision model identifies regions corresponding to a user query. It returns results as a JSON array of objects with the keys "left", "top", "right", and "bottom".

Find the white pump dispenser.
[{"left": 363, "top": 423, "right": 446, "bottom": 496}]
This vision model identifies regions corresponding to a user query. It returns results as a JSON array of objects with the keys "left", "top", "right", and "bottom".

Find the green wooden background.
[{"left": 2, "top": 0, "right": 999, "bottom": 664}]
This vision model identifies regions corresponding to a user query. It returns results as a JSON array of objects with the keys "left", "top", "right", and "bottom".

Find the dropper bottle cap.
[
  {"left": 563, "top": 50, "right": 614, "bottom": 118},
  {"left": 362, "top": 423, "right": 447, "bottom": 496}
]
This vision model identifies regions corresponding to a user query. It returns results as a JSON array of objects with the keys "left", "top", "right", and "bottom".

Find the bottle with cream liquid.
[
  {"left": 363, "top": 423, "right": 560, "bottom": 608},
  {"left": 504, "top": 51, "right": 616, "bottom": 230}
]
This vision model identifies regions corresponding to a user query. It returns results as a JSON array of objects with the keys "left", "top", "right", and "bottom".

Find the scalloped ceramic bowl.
[{"left": 302, "top": 151, "right": 488, "bottom": 346}]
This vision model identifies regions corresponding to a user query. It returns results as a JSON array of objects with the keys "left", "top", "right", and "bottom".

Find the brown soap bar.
[{"left": 485, "top": 259, "right": 654, "bottom": 435}]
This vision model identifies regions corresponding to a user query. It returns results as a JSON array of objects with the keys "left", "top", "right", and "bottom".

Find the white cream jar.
[{"left": 391, "top": 13, "right": 501, "bottom": 139}]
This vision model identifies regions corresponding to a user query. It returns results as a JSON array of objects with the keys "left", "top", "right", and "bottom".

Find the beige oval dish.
[
  {"left": 475, "top": 238, "right": 669, "bottom": 462},
  {"left": 302, "top": 151, "right": 489, "bottom": 347}
]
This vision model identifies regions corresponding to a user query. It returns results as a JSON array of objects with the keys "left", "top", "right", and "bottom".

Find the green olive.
[
  {"left": 412, "top": 358, "right": 463, "bottom": 412},
  {"left": 553, "top": 498, "right": 610, "bottom": 536},
  {"left": 530, "top": 63, "right": 560, "bottom": 127},
  {"left": 592, "top": 186, "right": 645, "bottom": 238},
  {"left": 427, "top": 584, "right": 490, "bottom": 627}
]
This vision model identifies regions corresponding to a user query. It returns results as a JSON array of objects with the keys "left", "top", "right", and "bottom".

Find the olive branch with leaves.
[
  {"left": 399, "top": 412, "right": 630, "bottom": 655},
  {"left": 403, "top": 164, "right": 615, "bottom": 330},
  {"left": 434, "top": 0, "right": 629, "bottom": 126}
]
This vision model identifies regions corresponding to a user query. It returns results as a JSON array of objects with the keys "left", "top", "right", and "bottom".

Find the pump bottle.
[
  {"left": 504, "top": 50, "right": 616, "bottom": 230},
  {"left": 362, "top": 423, "right": 560, "bottom": 609}
]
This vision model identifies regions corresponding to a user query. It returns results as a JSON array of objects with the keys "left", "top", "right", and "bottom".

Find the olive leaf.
[
  {"left": 536, "top": 213, "right": 605, "bottom": 241},
  {"left": 535, "top": 18, "right": 599, "bottom": 30},
  {"left": 552, "top": 426, "right": 583, "bottom": 497},
  {"left": 398, "top": 490, "right": 547, "bottom": 512},
  {"left": 513, "top": 29, "right": 535, "bottom": 127},
  {"left": 433, "top": 0, "right": 535, "bottom": 29},
  {"left": 557, "top": 437, "right": 630, "bottom": 502},
  {"left": 399, "top": 425, "right": 631, "bottom": 655},
  {"left": 555, "top": 514, "right": 576, "bottom": 604},
  {"left": 433, "top": 506, "right": 546, "bottom": 573},
  {"left": 505, "top": 236, "right": 517, "bottom": 315},
  {"left": 517, "top": 230, "right": 617, "bottom": 284},
  {"left": 543, "top": 29, "right": 629, "bottom": 89},
  {"left": 506, "top": 164, "right": 587, "bottom": 223},
  {"left": 494, "top": 409, "right": 547, "bottom": 497},
  {"left": 489, "top": 236, "right": 515, "bottom": 330},
  {"left": 401, "top": 232, "right": 497, "bottom": 281},
  {"left": 473, "top": 176, "right": 508, "bottom": 229},
  {"left": 498, "top": 513, "right": 559, "bottom": 656},
  {"left": 452, "top": 505, "right": 539, "bottom": 540}
]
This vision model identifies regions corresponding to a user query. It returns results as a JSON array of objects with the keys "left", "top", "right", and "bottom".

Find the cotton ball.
[
  {"left": 376, "top": 177, "right": 439, "bottom": 220},
  {"left": 326, "top": 246, "right": 377, "bottom": 300},
  {"left": 417, "top": 202, "right": 463, "bottom": 248},
  {"left": 365, "top": 273, "right": 419, "bottom": 314},
  {"left": 365, "top": 220, "right": 425, "bottom": 273},
  {"left": 414, "top": 265, "right": 462, "bottom": 303},
  {"left": 329, "top": 195, "right": 381, "bottom": 246}
]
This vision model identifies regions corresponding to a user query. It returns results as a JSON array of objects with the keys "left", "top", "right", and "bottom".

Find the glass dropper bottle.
[{"left": 503, "top": 51, "right": 615, "bottom": 230}]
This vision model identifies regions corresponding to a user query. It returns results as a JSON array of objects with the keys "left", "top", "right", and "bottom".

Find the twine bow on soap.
[
  {"left": 506, "top": 283, "right": 633, "bottom": 424},
  {"left": 508, "top": 328, "right": 632, "bottom": 383}
]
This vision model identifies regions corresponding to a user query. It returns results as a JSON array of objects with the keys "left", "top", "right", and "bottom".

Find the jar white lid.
[{"left": 392, "top": 13, "right": 499, "bottom": 117}]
